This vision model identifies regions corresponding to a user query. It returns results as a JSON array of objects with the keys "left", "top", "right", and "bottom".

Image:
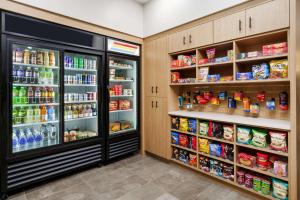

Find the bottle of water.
[
  {"left": 33, "top": 127, "right": 43, "bottom": 147},
  {"left": 12, "top": 129, "right": 19, "bottom": 152},
  {"left": 18, "top": 129, "right": 27, "bottom": 151},
  {"left": 25, "top": 128, "right": 35, "bottom": 148},
  {"left": 50, "top": 124, "right": 57, "bottom": 145}
]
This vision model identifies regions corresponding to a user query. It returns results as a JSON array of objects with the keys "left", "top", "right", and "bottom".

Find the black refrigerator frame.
[
  {"left": 105, "top": 40, "right": 141, "bottom": 161},
  {"left": 0, "top": 11, "right": 106, "bottom": 195}
]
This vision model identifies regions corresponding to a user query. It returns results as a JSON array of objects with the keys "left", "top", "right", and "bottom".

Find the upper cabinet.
[
  {"left": 214, "top": 11, "right": 246, "bottom": 43},
  {"left": 246, "top": 0, "right": 289, "bottom": 36},
  {"left": 168, "top": 22, "right": 213, "bottom": 53}
]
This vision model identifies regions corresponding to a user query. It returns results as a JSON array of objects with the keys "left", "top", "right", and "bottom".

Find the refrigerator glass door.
[
  {"left": 108, "top": 56, "right": 137, "bottom": 135},
  {"left": 12, "top": 44, "right": 60, "bottom": 153},
  {"left": 63, "top": 53, "right": 99, "bottom": 142}
]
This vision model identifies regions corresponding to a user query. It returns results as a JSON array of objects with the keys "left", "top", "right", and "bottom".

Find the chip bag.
[
  {"left": 199, "top": 138, "right": 209, "bottom": 154},
  {"left": 179, "top": 118, "right": 188, "bottom": 132},
  {"left": 270, "top": 59, "right": 288, "bottom": 79}
]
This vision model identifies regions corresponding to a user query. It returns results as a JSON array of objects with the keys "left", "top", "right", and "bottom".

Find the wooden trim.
[{"left": 1, "top": 0, "right": 143, "bottom": 44}]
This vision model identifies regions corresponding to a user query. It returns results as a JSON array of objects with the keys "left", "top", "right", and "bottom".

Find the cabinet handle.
[
  {"left": 151, "top": 86, "right": 154, "bottom": 93},
  {"left": 151, "top": 101, "right": 154, "bottom": 108},
  {"left": 183, "top": 36, "right": 186, "bottom": 45},
  {"left": 155, "top": 86, "right": 158, "bottom": 94},
  {"left": 239, "top": 20, "right": 242, "bottom": 31},
  {"left": 189, "top": 35, "right": 192, "bottom": 43},
  {"left": 249, "top": 17, "right": 252, "bottom": 29},
  {"left": 156, "top": 101, "right": 158, "bottom": 108}
]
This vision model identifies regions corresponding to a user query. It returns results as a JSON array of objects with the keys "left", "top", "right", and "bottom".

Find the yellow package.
[
  {"left": 179, "top": 118, "right": 188, "bottom": 132},
  {"left": 270, "top": 59, "right": 288, "bottom": 79},
  {"left": 199, "top": 138, "right": 209, "bottom": 154}
]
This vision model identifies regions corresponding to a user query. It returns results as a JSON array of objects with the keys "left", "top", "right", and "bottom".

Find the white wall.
[
  {"left": 14, "top": 0, "right": 144, "bottom": 37},
  {"left": 143, "top": 0, "right": 247, "bottom": 37}
]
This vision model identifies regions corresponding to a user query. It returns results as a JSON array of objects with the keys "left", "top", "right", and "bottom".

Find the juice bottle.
[
  {"left": 39, "top": 68, "right": 46, "bottom": 84},
  {"left": 25, "top": 67, "right": 32, "bottom": 84},
  {"left": 47, "top": 88, "right": 55, "bottom": 103},
  {"left": 33, "top": 106, "right": 41, "bottom": 122},
  {"left": 25, "top": 106, "right": 34, "bottom": 123},
  {"left": 40, "top": 106, "right": 48, "bottom": 122},
  {"left": 35, "top": 87, "right": 41, "bottom": 104},
  {"left": 13, "top": 86, "right": 19, "bottom": 104},
  {"left": 47, "top": 106, "right": 55, "bottom": 121},
  {"left": 47, "top": 69, "right": 54, "bottom": 85},
  {"left": 72, "top": 105, "right": 78, "bottom": 119},
  {"left": 18, "top": 107, "right": 26, "bottom": 124},
  {"left": 40, "top": 87, "right": 47, "bottom": 103},
  {"left": 19, "top": 87, "right": 27, "bottom": 104},
  {"left": 78, "top": 104, "right": 83, "bottom": 118},
  {"left": 67, "top": 106, "right": 73, "bottom": 119},
  {"left": 23, "top": 49, "right": 30, "bottom": 64},
  {"left": 49, "top": 51, "right": 56, "bottom": 66},
  {"left": 27, "top": 87, "right": 34, "bottom": 104},
  {"left": 44, "top": 51, "right": 49, "bottom": 66}
]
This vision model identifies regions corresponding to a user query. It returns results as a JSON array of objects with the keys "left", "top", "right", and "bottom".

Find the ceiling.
[{"left": 134, "top": 0, "right": 152, "bottom": 4}]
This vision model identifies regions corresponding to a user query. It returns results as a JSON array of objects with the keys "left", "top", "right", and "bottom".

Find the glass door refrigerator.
[{"left": 106, "top": 38, "right": 140, "bottom": 160}]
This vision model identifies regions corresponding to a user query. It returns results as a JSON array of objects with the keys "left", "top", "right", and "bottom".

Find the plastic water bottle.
[
  {"left": 12, "top": 129, "right": 19, "bottom": 152},
  {"left": 18, "top": 129, "right": 27, "bottom": 150},
  {"left": 25, "top": 128, "right": 35, "bottom": 148},
  {"left": 50, "top": 124, "right": 57, "bottom": 144},
  {"left": 33, "top": 127, "right": 43, "bottom": 147}
]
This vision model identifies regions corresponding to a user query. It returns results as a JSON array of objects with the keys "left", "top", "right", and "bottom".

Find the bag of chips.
[
  {"left": 251, "top": 129, "right": 267, "bottom": 148},
  {"left": 189, "top": 136, "right": 197, "bottom": 150},
  {"left": 199, "top": 138, "right": 210, "bottom": 154},
  {"left": 270, "top": 131, "right": 288, "bottom": 152},
  {"left": 189, "top": 153, "right": 197, "bottom": 167},
  {"left": 179, "top": 134, "right": 188, "bottom": 147},
  {"left": 199, "top": 156, "right": 210, "bottom": 172},
  {"left": 171, "top": 132, "right": 179, "bottom": 145},
  {"left": 272, "top": 178, "right": 288, "bottom": 200},
  {"left": 179, "top": 118, "right": 188, "bottom": 132},
  {"left": 172, "top": 147, "right": 179, "bottom": 160},
  {"left": 171, "top": 117, "right": 180, "bottom": 130},
  {"left": 188, "top": 119, "right": 197, "bottom": 133},
  {"left": 223, "top": 125, "right": 234, "bottom": 141},
  {"left": 270, "top": 59, "right": 288, "bottom": 79},
  {"left": 210, "top": 143, "right": 222, "bottom": 157},
  {"left": 237, "top": 127, "right": 252, "bottom": 144},
  {"left": 199, "top": 121, "right": 209, "bottom": 136},
  {"left": 179, "top": 149, "right": 188, "bottom": 164}
]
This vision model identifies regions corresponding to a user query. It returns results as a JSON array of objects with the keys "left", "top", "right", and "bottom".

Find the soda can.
[
  {"left": 64, "top": 56, "right": 69, "bottom": 67},
  {"left": 89, "top": 59, "right": 93, "bottom": 69},
  {"left": 64, "top": 75, "right": 68, "bottom": 84},
  {"left": 67, "top": 75, "right": 72, "bottom": 84},
  {"left": 92, "top": 59, "right": 97, "bottom": 69},
  {"left": 84, "top": 58, "right": 88, "bottom": 69},
  {"left": 79, "top": 93, "right": 84, "bottom": 101},
  {"left": 68, "top": 57, "right": 73, "bottom": 68}
]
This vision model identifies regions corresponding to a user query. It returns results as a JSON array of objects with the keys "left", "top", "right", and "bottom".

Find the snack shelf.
[
  {"left": 13, "top": 83, "right": 59, "bottom": 87},
  {"left": 169, "top": 82, "right": 198, "bottom": 86},
  {"left": 109, "top": 109, "right": 133, "bottom": 113},
  {"left": 13, "top": 103, "right": 59, "bottom": 107},
  {"left": 13, "top": 120, "right": 59, "bottom": 128},
  {"left": 109, "top": 65, "right": 133, "bottom": 70},
  {"left": 235, "top": 53, "right": 288, "bottom": 63},
  {"left": 171, "top": 144, "right": 197, "bottom": 153},
  {"left": 197, "top": 135, "right": 234, "bottom": 145},
  {"left": 168, "top": 111, "right": 290, "bottom": 131},
  {"left": 196, "top": 168, "right": 235, "bottom": 185},
  {"left": 197, "top": 61, "right": 233, "bottom": 67},
  {"left": 109, "top": 80, "right": 134, "bottom": 82},
  {"left": 64, "top": 67, "right": 97, "bottom": 72},
  {"left": 170, "top": 129, "right": 196, "bottom": 136},
  {"left": 13, "top": 62, "right": 60, "bottom": 69},
  {"left": 109, "top": 128, "right": 136, "bottom": 135},
  {"left": 65, "top": 116, "right": 97, "bottom": 122},
  {"left": 110, "top": 95, "right": 133, "bottom": 98},
  {"left": 197, "top": 151, "right": 234, "bottom": 165},
  {"left": 236, "top": 143, "right": 288, "bottom": 157},
  {"left": 171, "top": 158, "right": 198, "bottom": 171},
  {"left": 64, "top": 84, "right": 97, "bottom": 87},
  {"left": 236, "top": 163, "right": 288, "bottom": 182},
  {"left": 170, "top": 65, "right": 196, "bottom": 71},
  {"left": 64, "top": 100, "right": 97, "bottom": 104},
  {"left": 235, "top": 184, "right": 277, "bottom": 200}
]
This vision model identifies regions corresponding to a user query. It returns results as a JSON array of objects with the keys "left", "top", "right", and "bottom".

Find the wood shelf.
[
  {"left": 170, "top": 65, "right": 196, "bottom": 71},
  {"left": 236, "top": 163, "right": 288, "bottom": 182},
  {"left": 236, "top": 143, "right": 288, "bottom": 157},
  {"left": 235, "top": 53, "right": 288, "bottom": 63},
  {"left": 198, "top": 151, "right": 234, "bottom": 165},
  {"left": 198, "top": 135, "right": 234, "bottom": 145},
  {"left": 197, "top": 61, "right": 233, "bottom": 67},
  {"left": 171, "top": 144, "right": 197, "bottom": 153},
  {"left": 170, "top": 129, "right": 197, "bottom": 136},
  {"left": 168, "top": 111, "right": 290, "bottom": 131}
]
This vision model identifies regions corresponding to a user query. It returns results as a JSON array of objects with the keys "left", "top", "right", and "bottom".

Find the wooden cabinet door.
[
  {"left": 145, "top": 97, "right": 156, "bottom": 153},
  {"left": 246, "top": 0, "right": 289, "bottom": 36},
  {"left": 214, "top": 11, "right": 246, "bottom": 43},
  {"left": 188, "top": 22, "right": 213, "bottom": 48},
  {"left": 167, "top": 30, "right": 187, "bottom": 53},
  {"left": 144, "top": 40, "right": 156, "bottom": 97}
]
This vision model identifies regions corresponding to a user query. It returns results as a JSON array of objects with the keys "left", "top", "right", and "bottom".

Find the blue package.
[
  {"left": 188, "top": 119, "right": 197, "bottom": 133},
  {"left": 252, "top": 63, "right": 270, "bottom": 80},
  {"left": 171, "top": 132, "right": 179, "bottom": 145},
  {"left": 209, "top": 143, "right": 222, "bottom": 157},
  {"left": 236, "top": 72, "right": 253, "bottom": 80}
]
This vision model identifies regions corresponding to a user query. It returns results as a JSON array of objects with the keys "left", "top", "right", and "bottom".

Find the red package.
[
  {"left": 177, "top": 59, "right": 184, "bottom": 67},
  {"left": 256, "top": 91, "right": 266, "bottom": 102},
  {"left": 238, "top": 153, "right": 256, "bottom": 168},
  {"left": 171, "top": 60, "right": 178, "bottom": 68},
  {"left": 171, "top": 72, "right": 180, "bottom": 83},
  {"left": 179, "top": 134, "right": 188, "bottom": 147},
  {"left": 256, "top": 152, "right": 269, "bottom": 163},
  {"left": 208, "top": 122, "right": 213, "bottom": 137},
  {"left": 269, "top": 131, "right": 288, "bottom": 152},
  {"left": 198, "top": 58, "right": 209, "bottom": 65},
  {"left": 203, "top": 91, "right": 213, "bottom": 100},
  {"left": 114, "top": 85, "right": 123, "bottom": 96},
  {"left": 272, "top": 47, "right": 288, "bottom": 55},
  {"left": 191, "top": 136, "right": 197, "bottom": 150}
]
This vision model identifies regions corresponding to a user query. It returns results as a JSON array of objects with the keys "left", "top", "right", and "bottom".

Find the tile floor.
[{"left": 9, "top": 154, "right": 260, "bottom": 200}]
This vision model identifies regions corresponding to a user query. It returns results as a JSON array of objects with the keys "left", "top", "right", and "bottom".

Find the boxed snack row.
[
  {"left": 199, "top": 138, "right": 234, "bottom": 161},
  {"left": 171, "top": 117, "right": 197, "bottom": 133},
  {"left": 171, "top": 54, "right": 196, "bottom": 68},
  {"left": 199, "top": 156, "right": 234, "bottom": 181},
  {"left": 171, "top": 132, "right": 197, "bottom": 150},
  {"left": 237, "top": 127, "right": 288, "bottom": 152},
  {"left": 171, "top": 72, "right": 196, "bottom": 84},
  {"left": 198, "top": 67, "right": 233, "bottom": 82},
  {"left": 237, "top": 169, "right": 288, "bottom": 199},
  {"left": 199, "top": 121, "right": 234, "bottom": 142},
  {"left": 109, "top": 120, "right": 132, "bottom": 133},
  {"left": 109, "top": 100, "right": 131, "bottom": 111},
  {"left": 172, "top": 147, "right": 197, "bottom": 167},
  {"left": 198, "top": 49, "right": 234, "bottom": 65}
]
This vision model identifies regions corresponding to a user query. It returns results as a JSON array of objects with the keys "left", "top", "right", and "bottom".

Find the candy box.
[
  {"left": 171, "top": 132, "right": 179, "bottom": 145},
  {"left": 238, "top": 153, "right": 256, "bottom": 168},
  {"left": 247, "top": 51, "right": 261, "bottom": 58},
  {"left": 179, "top": 134, "right": 188, "bottom": 147}
]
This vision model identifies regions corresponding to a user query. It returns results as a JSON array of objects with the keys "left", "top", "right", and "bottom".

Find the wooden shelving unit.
[{"left": 168, "top": 30, "right": 291, "bottom": 200}]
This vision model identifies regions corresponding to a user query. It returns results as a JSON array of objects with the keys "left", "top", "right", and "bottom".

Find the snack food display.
[
  {"left": 199, "top": 138, "right": 210, "bottom": 154},
  {"left": 274, "top": 161, "right": 288, "bottom": 177},
  {"left": 222, "top": 144, "right": 234, "bottom": 161},
  {"left": 279, "top": 92, "right": 289, "bottom": 111},
  {"left": 245, "top": 173, "right": 254, "bottom": 188},
  {"left": 269, "top": 131, "right": 288, "bottom": 152},
  {"left": 189, "top": 136, "right": 197, "bottom": 150},
  {"left": 199, "top": 156, "right": 210, "bottom": 172},
  {"left": 179, "top": 149, "right": 189, "bottom": 164},
  {"left": 179, "top": 134, "right": 188, "bottom": 147},
  {"left": 238, "top": 153, "right": 256, "bottom": 168},
  {"left": 269, "top": 59, "right": 288, "bottom": 79},
  {"left": 223, "top": 164, "right": 234, "bottom": 181},
  {"left": 251, "top": 129, "right": 267, "bottom": 148},
  {"left": 223, "top": 125, "right": 234, "bottom": 142},
  {"left": 179, "top": 118, "right": 188, "bottom": 132},
  {"left": 237, "top": 127, "right": 252, "bottom": 144},
  {"left": 171, "top": 132, "right": 179, "bottom": 145},
  {"left": 119, "top": 100, "right": 131, "bottom": 110},
  {"left": 171, "top": 116, "right": 180, "bottom": 130},
  {"left": 171, "top": 72, "right": 181, "bottom": 83},
  {"left": 172, "top": 147, "right": 179, "bottom": 160},
  {"left": 188, "top": 119, "right": 197, "bottom": 133},
  {"left": 272, "top": 178, "right": 288, "bottom": 200},
  {"left": 199, "top": 121, "right": 209, "bottom": 136},
  {"left": 253, "top": 176, "right": 262, "bottom": 192},
  {"left": 252, "top": 63, "right": 270, "bottom": 80},
  {"left": 198, "top": 67, "right": 209, "bottom": 81},
  {"left": 189, "top": 153, "right": 197, "bottom": 167},
  {"left": 236, "top": 72, "right": 253, "bottom": 80},
  {"left": 237, "top": 170, "right": 245, "bottom": 185},
  {"left": 261, "top": 178, "right": 271, "bottom": 195},
  {"left": 209, "top": 143, "right": 222, "bottom": 157}
]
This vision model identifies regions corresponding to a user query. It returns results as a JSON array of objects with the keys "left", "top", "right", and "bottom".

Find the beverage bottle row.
[
  {"left": 64, "top": 74, "right": 96, "bottom": 85},
  {"left": 64, "top": 56, "right": 97, "bottom": 70},
  {"left": 13, "top": 86, "right": 55, "bottom": 105},
  {"left": 13, "top": 48, "right": 56, "bottom": 66},
  {"left": 64, "top": 104, "right": 97, "bottom": 120},
  {"left": 13, "top": 106, "right": 56, "bottom": 125},
  {"left": 12, "top": 124, "right": 57, "bottom": 150},
  {"left": 13, "top": 66, "right": 55, "bottom": 85},
  {"left": 64, "top": 92, "right": 97, "bottom": 102}
]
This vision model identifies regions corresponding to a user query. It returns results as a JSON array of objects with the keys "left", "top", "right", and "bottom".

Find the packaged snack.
[
  {"left": 189, "top": 153, "right": 197, "bottom": 167},
  {"left": 257, "top": 161, "right": 270, "bottom": 171},
  {"left": 179, "top": 118, "right": 188, "bottom": 132},
  {"left": 245, "top": 173, "right": 253, "bottom": 188},
  {"left": 270, "top": 59, "right": 288, "bottom": 79},
  {"left": 179, "top": 149, "right": 188, "bottom": 164},
  {"left": 227, "top": 50, "right": 234, "bottom": 61},
  {"left": 274, "top": 161, "right": 288, "bottom": 177},
  {"left": 247, "top": 51, "right": 261, "bottom": 58},
  {"left": 171, "top": 72, "right": 181, "bottom": 83},
  {"left": 171, "top": 132, "right": 179, "bottom": 145},
  {"left": 238, "top": 53, "right": 247, "bottom": 59},
  {"left": 182, "top": 55, "right": 193, "bottom": 66},
  {"left": 251, "top": 129, "right": 267, "bottom": 148},
  {"left": 207, "top": 74, "right": 220, "bottom": 82},
  {"left": 261, "top": 178, "right": 271, "bottom": 195},
  {"left": 256, "top": 91, "right": 266, "bottom": 102},
  {"left": 220, "top": 76, "right": 233, "bottom": 81},
  {"left": 253, "top": 176, "right": 262, "bottom": 192},
  {"left": 206, "top": 48, "right": 216, "bottom": 60},
  {"left": 227, "top": 97, "right": 237, "bottom": 108},
  {"left": 208, "top": 121, "right": 213, "bottom": 137},
  {"left": 171, "top": 116, "right": 180, "bottom": 130},
  {"left": 171, "top": 60, "right": 178, "bottom": 68},
  {"left": 222, "top": 144, "right": 234, "bottom": 161},
  {"left": 250, "top": 103, "right": 260, "bottom": 114},
  {"left": 218, "top": 91, "right": 227, "bottom": 101},
  {"left": 212, "top": 123, "right": 223, "bottom": 139},
  {"left": 252, "top": 63, "right": 270, "bottom": 80},
  {"left": 272, "top": 179, "right": 288, "bottom": 200},
  {"left": 120, "top": 121, "right": 131, "bottom": 130},
  {"left": 236, "top": 72, "right": 253, "bottom": 80},
  {"left": 237, "top": 170, "right": 245, "bottom": 185},
  {"left": 238, "top": 153, "right": 256, "bottom": 168},
  {"left": 234, "top": 91, "right": 244, "bottom": 101},
  {"left": 179, "top": 134, "right": 188, "bottom": 147},
  {"left": 210, "top": 143, "right": 222, "bottom": 157},
  {"left": 199, "top": 156, "right": 210, "bottom": 172},
  {"left": 216, "top": 162, "right": 223, "bottom": 177},
  {"left": 188, "top": 119, "right": 197, "bottom": 133},
  {"left": 189, "top": 136, "right": 197, "bottom": 150},
  {"left": 210, "top": 97, "right": 220, "bottom": 105},
  {"left": 172, "top": 147, "right": 179, "bottom": 159},
  {"left": 266, "top": 98, "right": 276, "bottom": 110},
  {"left": 198, "top": 58, "right": 209, "bottom": 65},
  {"left": 198, "top": 67, "right": 209, "bottom": 81},
  {"left": 270, "top": 131, "right": 288, "bottom": 152},
  {"left": 223, "top": 125, "right": 234, "bottom": 142},
  {"left": 119, "top": 100, "right": 131, "bottom": 110},
  {"left": 109, "top": 122, "right": 121, "bottom": 132},
  {"left": 243, "top": 97, "right": 250, "bottom": 112},
  {"left": 257, "top": 152, "right": 269, "bottom": 163},
  {"left": 109, "top": 100, "right": 118, "bottom": 111},
  {"left": 279, "top": 92, "right": 289, "bottom": 110},
  {"left": 203, "top": 91, "right": 213, "bottom": 100},
  {"left": 222, "top": 164, "right": 234, "bottom": 181},
  {"left": 237, "top": 127, "right": 252, "bottom": 144},
  {"left": 210, "top": 160, "right": 220, "bottom": 176},
  {"left": 199, "top": 121, "right": 209, "bottom": 136},
  {"left": 199, "top": 138, "right": 210, "bottom": 154}
]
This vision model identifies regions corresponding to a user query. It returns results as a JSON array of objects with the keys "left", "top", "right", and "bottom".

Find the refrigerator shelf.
[
  {"left": 13, "top": 120, "right": 59, "bottom": 128},
  {"left": 13, "top": 83, "right": 59, "bottom": 87},
  {"left": 65, "top": 116, "right": 97, "bottom": 122},
  {"left": 110, "top": 95, "right": 133, "bottom": 98},
  {"left": 110, "top": 109, "right": 133, "bottom": 113},
  {"left": 64, "top": 84, "right": 97, "bottom": 87},
  {"left": 109, "top": 80, "right": 134, "bottom": 83},
  {"left": 109, "top": 65, "right": 133, "bottom": 70},
  {"left": 65, "top": 100, "right": 97, "bottom": 104},
  {"left": 13, "top": 103, "right": 59, "bottom": 107},
  {"left": 13, "top": 62, "right": 60, "bottom": 69},
  {"left": 64, "top": 67, "right": 97, "bottom": 72},
  {"left": 109, "top": 128, "right": 136, "bottom": 135}
]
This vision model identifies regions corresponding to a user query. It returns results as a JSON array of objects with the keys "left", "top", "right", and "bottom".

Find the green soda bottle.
[
  {"left": 18, "top": 107, "right": 26, "bottom": 124},
  {"left": 19, "top": 87, "right": 28, "bottom": 104},
  {"left": 12, "top": 86, "right": 19, "bottom": 105},
  {"left": 12, "top": 107, "right": 18, "bottom": 125}
]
